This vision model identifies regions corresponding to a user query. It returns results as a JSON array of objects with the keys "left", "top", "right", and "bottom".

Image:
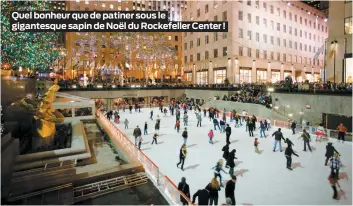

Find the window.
[
  {"left": 294, "top": 55, "right": 297, "bottom": 63},
  {"left": 300, "top": 30, "right": 302, "bottom": 37},
  {"left": 271, "top": 51, "right": 274, "bottom": 60},
  {"left": 239, "top": 46, "right": 243, "bottom": 56},
  {"left": 283, "top": 54, "right": 286, "bottom": 62},
  {"left": 196, "top": 71, "right": 208, "bottom": 84},
  {"left": 247, "top": 48, "right": 252, "bottom": 57},
  {"left": 277, "top": 52, "right": 280, "bottom": 61},
  {"left": 197, "top": 53, "right": 200, "bottom": 61},
  {"left": 190, "top": 40, "right": 193, "bottom": 49},
  {"left": 257, "top": 70, "right": 267, "bottom": 83},
  {"left": 240, "top": 69, "right": 252, "bottom": 83},
  {"left": 283, "top": 39, "right": 286, "bottom": 47},
  {"left": 270, "top": 5, "right": 274, "bottom": 14},
  {"left": 186, "top": 73, "right": 192, "bottom": 82},
  {"left": 175, "top": 36, "right": 178, "bottom": 41},
  {"left": 184, "top": 56, "right": 187, "bottom": 62},
  {"left": 295, "top": 14, "right": 297, "bottom": 22},
  {"left": 247, "top": 13, "right": 251, "bottom": 23},
  {"left": 305, "top": 31, "right": 307, "bottom": 39},
  {"left": 239, "top": 28, "right": 243, "bottom": 38},
  {"left": 247, "top": 30, "right": 252, "bottom": 40},
  {"left": 214, "top": 32, "right": 218, "bottom": 41},
  {"left": 263, "top": 34, "right": 267, "bottom": 43},
  {"left": 305, "top": 44, "right": 307, "bottom": 51},
  {"left": 223, "top": 32, "right": 227, "bottom": 39},
  {"left": 214, "top": 70, "right": 226, "bottom": 84},
  {"left": 223, "top": 47, "right": 228, "bottom": 56},
  {"left": 289, "top": 40, "right": 292, "bottom": 48},
  {"left": 283, "top": 10, "right": 286, "bottom": 18},
  {"left": 110, "top": 4, "right": 114, "bottom": 9},
  {"left": 238, "top": 11, "right": 243, "bottom": 20},
  {"left": 214, "top": 15, "right": 218, "bottom": 21},
  {"left": 255, "top": 0, "right": 259, "bottom": 8},
  {"left": 270, "top": 36, "right": 274, "bottom": 44},
  {"left": 247, "top": 0, "right": 251, "bottom": 6},
  {"left": 256, "top": 49, "right": 260, "bottom": 58},
  {"left": 289, "top": 12, "right": 292, "bottom": 20},
  {"left": 205, "top": 35, "right": 209, "bottom": 44},
  {"left": 190, "top": 54, "right": 193, "bottom": 62},
  {"left": 295, "top": 28, "right": 297, "bottom": 36},
  {"left": 205, "top": 51, "right": 209, "bottom": 60},
  {"left": 197, "top": 38, "right": 200, "bottom": 46},
  {"left": 277, "top": 37, "right": 280, "bottom": 46},
  {"left": 300, "top": 43, "right": 302, "bottom": 50},
  {"left": 277, "top": 8, "right": 280, "bottom": 16},
  {"left": 309, "top": 45, "right": 311, "bottom": 52},
  {"left": 263, "top": 2, "right": 267, "bottom": 11},
  {"left": 271, "top": 71, "right": 280, "bottom": 83},
  {"left": 205, "top": 4, "right": 209, "bottom": 13},
  {"left": 223, "top": 11, "right": 227, "bottom": 21},
  {"left": 256, "top": 32, "right": 259, "bottom": 41},
  {"left": 263, "top": 50, "right": 267, "bottom": 59},
  {"left": 289, "top": 26, "right": 292, "bottom": 34},
  {"left": 214, "top": 49, "right": 218, "bottom": 58},
  {"left": 256, "top": 16, "right": 259, "bottom": 25},
  {"left": 345, "top": 17, "right": 352, "bottom": 34},
  {"left": 263, "top": 18, "right": 267, "bottom": 27},
  {"left": 175, "top": 45, "right": 178, "bottom": 51},
  {"left": 168, "top": 35, "right": 172, "bottom": 40},
  {"left": 197, "top": 9, "right": 200, "bottom": 17},
  {"left": 277, "top": 23, "right": 280, "bottom": 31},
  {"left": 184, "top": 43, "right": 187, "bottom": 50},
  {"left": 283, "top": 25, "right": 286, "bottom": 33},
  {"left": 300, "top": 16, "right": 302, "bottom": 24}
]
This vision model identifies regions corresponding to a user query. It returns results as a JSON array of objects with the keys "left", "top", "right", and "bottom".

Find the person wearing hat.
[
  {"left": 325, "top": 142, "right": 340, "bottom": 166},
  {"left": 225, "top": 124, "right": 232, "bottom": 144},
  {"left": 298, "top": 129, "right": 312, "bottom": 152},
  {"left": 284, "top": 143, "right": 299, "bottom": 170},
  {"left": 177, "top": 177, "right": 190, "bottom": 205},
  {"left": 225, "top": 175, "right": 237, "bottom": 205},
  {"left": 329, "top": 152, "right": 343, "bottom": 179}
]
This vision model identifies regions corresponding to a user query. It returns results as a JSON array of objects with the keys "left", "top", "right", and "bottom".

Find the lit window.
[
  {"left": 110, "top": 4, "right": 114, "bottom": 9},
  {"left": 168, "top": 35, "right": 172, "bottom": 40},
  {"left": 102, "top": 3, "right": 106, "bottom": 7},
  {"left": 85, "top": 0, "right": 88, "bottom": 4},
  {"left": 75, "top": 0, "right": 80, "bottom": 2},
  {"left": 345, "top": 17, "right": 352, "bottom": 35}
]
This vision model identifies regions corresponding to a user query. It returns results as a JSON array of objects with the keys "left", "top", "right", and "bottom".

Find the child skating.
[
  {"left": 208, "top": 129, "right": 214, "bottom": 144},
  {"left": 137, "top": 136, "right": 143, "bottom": 150},
  {"left": 175, "top": 120, "right": 181, "bottom": 133},
  {"left": 254, "top": 138, "right": 260, "bottom": 153},
  {"left": 124, "top": 118, "right": 129, "bottom": 129},
  {"left": 151, "top": 133, "right": 158, "bottom": 145}
]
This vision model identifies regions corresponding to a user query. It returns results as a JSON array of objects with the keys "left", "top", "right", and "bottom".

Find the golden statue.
[{"left": 34, "top": 79, "right": 65, "bottom": 141}]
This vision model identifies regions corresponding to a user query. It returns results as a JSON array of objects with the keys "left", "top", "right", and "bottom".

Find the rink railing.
[{"left": 96, "top": 111, "right": 193, "bottom": 205}]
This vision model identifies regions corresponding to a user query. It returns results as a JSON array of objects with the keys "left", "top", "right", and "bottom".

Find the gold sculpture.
[{"left": 34, "top": 79, "right": 65, "bottom": 140}]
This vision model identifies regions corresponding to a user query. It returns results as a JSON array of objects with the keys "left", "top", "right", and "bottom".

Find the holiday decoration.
[{"left": 1, "top": 1, "right": 62, "bottom": 70}]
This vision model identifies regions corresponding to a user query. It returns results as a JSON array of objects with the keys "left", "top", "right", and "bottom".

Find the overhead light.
[
  {"left": 287, "top": 2, "right": 290, "bottom": 6},
  {"left": 268, "top": 88, "right": 274, "bottom": 92},
  {"left": 274, "top": 106, "right": 279, "bottom": 110},
  {"left": 288, "top": 113, "right": 293, "bottom": 117},
  {"left": 308, "top": 12, "right": 311, "bottom": 15},
  {"left": 324, "top": 18, "right": 328, "bottom": 22}
]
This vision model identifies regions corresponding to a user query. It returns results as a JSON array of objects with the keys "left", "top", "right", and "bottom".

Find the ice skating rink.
[{"left": 112, "top": 108, "right": 352, "bottom": 205}]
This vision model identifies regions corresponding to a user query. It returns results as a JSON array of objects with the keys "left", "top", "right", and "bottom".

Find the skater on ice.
[
  {"left": 137, "top": 135, "right": 143, "bottom": 150},
  {"left": 337, "top": 123, "right": 347, "bottom": 143},
  {"left": 212, "top": 159, "right": 227, "bottom": 187},
  {"left": 182, "top": 127, "right": 188, "bottom": 145},
  {"left": 284, "top": 143, "right": 299, "bottom": 170},
  {"left": 254, "top": 138, "right": 260, "bottom": 153},
  {"left": 177, "top": 177, "right": 190, "bottom": 205},
  {"left": 328, "top": 172, "right": 342, "bottom": 200},
  {"left": 177, "top": 144, "right": 187, "bottom": 171},
  {"left": 225, "top": 175, "right": 237, "bottom": 206},
  {"left": 183, "top": 113, "right": 188, "bottom": 126},
  {"left": 222, "top": 143, "right": 230, "bottom": 164},
  {"left": 208, "top": 129, "right": 214, "bottom": 144},
  {"left": 291, "top": 121, "right": 297, "bottom": 135},
  {"left": 191, "top": 187, "right": 210, "bottom": 205},
  {"left": 196, "top": 112, "right": 202, "bottom": 127},
  {"left": 298, "top": 129, "right": 312, "bottom": 152},
  {"left": 206, "top": 177, "right": 221, "bottom": 205},
  {"left": 175, "top": 120, "right": 181, "bottom": 133},
  {"left": 213, "top": 118, "right": 221, "bottom": 131},
  {"left": 225, "top": 124, "right": 231, "bottom": 144},
  {"left": 325, "top": 142, "right": 340, "bottom": 166},
  {"left": 259, "top": 120, "right": 266, "bottom": 138},
  {"left": 151, "top": 133, "right": 158, "bottom": 145},
  {"left": 144, "top": 122, "right": 148, "bottom": 135},
  {"left": 248, "top": 119, "right": 254, "bottom": 137},
  {"left": 133, "top": 125, "right": 142, "bottom": 146},
  {"left": 329, "top": 152, "right": 343, "bottom": 179},
  {"left": 124, "top": 118, "right": 129, "bottom": 129},
  {"left": 272, "top": 128, "right": 285, "bottom": 152},
  {"left": 220, "top": 119, "right": 226, "bottom": 133},
  {"left": 315, "top": 123, "right": 327, "bottom": 142},
  {"left": 226, "top": 149, "right": 238, "bottom": 177},
  {"left": 150, "top": 110, "right": 154, "bottom": 120}
]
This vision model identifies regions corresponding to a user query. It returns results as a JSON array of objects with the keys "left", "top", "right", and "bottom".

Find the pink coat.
[{"left": 208, "top": 131, "right": 214, "bottom": 139}]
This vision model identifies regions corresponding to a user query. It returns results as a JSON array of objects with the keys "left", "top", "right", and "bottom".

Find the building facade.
[
  {"left": 325, "top": 1, "right": 352, "bottom": 83},
  {"left": 64, "top": 0, "right": 186, "bottom": 80},
  {"left": 182, "top": 0, "right": 328, "bottom": 84}
]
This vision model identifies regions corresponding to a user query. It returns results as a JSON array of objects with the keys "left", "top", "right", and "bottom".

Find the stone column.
[
  {"left": 251, "top": 60, "right": 256, "bottom": 83},
  {"left": 311, "top": 67, "right": 314, "bottom": 82},
  {"left": 208, "top": 61, "right": 213, "bottom": 84},
  {"left": 192, "top": 64, "right": 196, "bottom": 84},
  {"left": 280, "top": 63, "right": 284, "bottom": 81},
  {"left": 302, "top": 66, "right": 307, "bottom": 81},
  {"left": 267, "top": 62, "right": 271, "bottom": 83},
  {"left": 227, "top": 58, "right": 233, "bottom": 83},
  {"left": 291, "top": 65, "right": 295, "bottom": 81},
  {"left": 234, "top": 58, "right": 240, "bottom": 84}
]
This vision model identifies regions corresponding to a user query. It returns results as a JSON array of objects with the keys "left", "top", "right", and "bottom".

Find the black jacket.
[
  {"left": 205, "top": 183, "right": 220, "bottom": 198},
  {"left": 178, "top": 182, "right": 190, "bottom": 203},
  {"left": 222, "top": 145, "right": 229, "bottom": 160},
  {"left": 225, "top": 126, "right": 231, "bottom": 135},
  {"left": 291, "top": 122, "right": 296, "bottom": 129},
  {"left": 226, "top": 150, "right": 236, "bottom": 168},
  {"left": 285, "top": 138, "right": 294, "bottom": 147},
  {"left": 285, "top": 147, "right": 299, "bottom": 157},
  {"left": 225, "top": 180, "right": 235, "bottom": 198},
  {"left": 325, "top": 145, "right": 339, "bottom": 157},
  {"left": 272, "top": 131, "right": 285, "bottom": 141},
  {"left": 144, "top": 123, "right": 147, "bottom": 130},
  {"left": 192, "top": 189, "right": 209, "bottom": 205},
  {"left": 182, "top": 131, "right": 188, "bottom": 138}
]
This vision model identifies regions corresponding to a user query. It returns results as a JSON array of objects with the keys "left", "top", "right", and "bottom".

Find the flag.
[
  {"left": 313, "top": 44, "right": 325, "bottom": 60},
  {"left": 328, "top": 48, "right": 335, "bottom": 59}
]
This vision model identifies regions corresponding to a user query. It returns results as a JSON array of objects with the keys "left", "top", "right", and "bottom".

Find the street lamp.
[{"left": 331, "top": 40, "right": 338, "bottom": 83}]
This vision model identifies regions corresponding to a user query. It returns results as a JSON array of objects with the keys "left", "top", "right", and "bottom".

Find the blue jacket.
[
  {"left": 260, "top": 122, "right": 265, "bottom": 129},
  {"left": 213, "top": 119, "right": 219, "bottom": 125}
]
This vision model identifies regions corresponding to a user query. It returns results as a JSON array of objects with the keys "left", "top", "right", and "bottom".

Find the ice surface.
[{"left": 112, "top": 108, "right": 352, "bottom": 205}]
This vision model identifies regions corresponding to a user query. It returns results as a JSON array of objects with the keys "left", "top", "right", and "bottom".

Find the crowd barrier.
[{"left": 96, "top": 111, "right": 192, "bottom": 205}]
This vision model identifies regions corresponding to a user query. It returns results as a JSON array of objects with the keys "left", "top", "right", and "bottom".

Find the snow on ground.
[{"left": 111, "top": 108, "right": 352, "bottom": 205}]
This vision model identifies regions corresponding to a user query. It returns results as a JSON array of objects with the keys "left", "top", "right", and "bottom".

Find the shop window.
[
  {"left": 256, "top": 70, "right": 267, "bottom": 83},
  {"left": 345, "top": 17, "right": 352, "bottom": 35},
  {"left": 213, "top": 70, "right": 226, "bottom": 84},
  {"left": 240, "top": 69, "right": 251, "bottom": 83},
  {"left": 196, "top": 71, "right": 208, "bottom": 84},
  {"left": 271, "top": 71, "right": 280, "bottom": 83}
]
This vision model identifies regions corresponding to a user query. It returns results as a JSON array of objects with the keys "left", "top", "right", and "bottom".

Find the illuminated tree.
[{"left": 1, "top": 1, "right": 62, "bottom": 70}]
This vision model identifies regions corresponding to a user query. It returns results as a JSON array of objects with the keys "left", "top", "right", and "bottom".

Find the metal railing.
[{"left": 96, "top": 110, "right": 192, "bottom": 205}]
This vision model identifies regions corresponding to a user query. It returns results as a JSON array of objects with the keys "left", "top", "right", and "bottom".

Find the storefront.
[
  {"left": 256, "top": 69, "right": 267, "bottom": 83},
  {"left": 271, "top": 70, "right": 280, "bottom": 83},
  {"left": 314, "top": 73, "right": 320, "bottom": 82},
  {"left": 239, "top": 68, "right": 251, "bottom": 83},
  {"left": 305, "top": 72, "right": 312, "bottom": 82},
  {"left": 284, "top": 71, "right": 292, "bottom": 79},
  {"left": 196, "top": 70, "right": 208, "bottom": 84},
  {"left": 213, "top": 67, "right": 226, "bottom": 84},
  {"left": 184, "top": 72, "right": 192, "bottom": 82},
  {"left": 345, "top": 53, "right": 352, "bottom": 83}
]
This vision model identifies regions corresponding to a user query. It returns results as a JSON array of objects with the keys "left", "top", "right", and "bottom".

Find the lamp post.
[{"left": 331, "top": 40, "right": 338, "bottom": 83}]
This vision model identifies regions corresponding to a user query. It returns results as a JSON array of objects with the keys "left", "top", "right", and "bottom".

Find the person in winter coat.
[
  {"left": 137, "top": 136, "right": 143, "bottom": 150},
  {"left": 259, "top": 121, "right": 266, "bottom": 138},
  {"left": 129, "top": 105, "right": 133, "bottom": 113},
  {"left": 266, "top": 118, "right": 271, "bottom": 130},
  {"left": 291, "top": 121, "right": 297, "bottom": 135},
  {"left": 220, "top": 120, "right": 226, "bottom": 133},
  {"left": 196, "top": 113, "right": 202, "bottom": 127},
  {"left": 328, "top": 172, "right": 341, "bottom": 200},
  {"left": 225, "top": 175, "right": 237, "bottom": 206},
  {"left": 285, "top": 138, "right": 294, "bottom": 148},
  {"left": 284, "top": 144, "right": 299, "bottom": 170},
  {"left": 212, "top": 159, "right": 227, "bottom": 187},
  {"left": 208, "top": 129, "right": 214, "bottom": 144},
  {"left": 248, "top": 120, "right": 254, "bottom": 137},
  {"left": 124, "top": 118, "right": 129, "bottom": 129},
  {"left": 177, "top": 144, "right": 187, "bottom": 171},
  {"left": 272, "top": 128, "right": 286, "bottom": 152},
  {"left": 298, "top": 129, "right": 312, "bottom": 152},
  {"left": 144, "top": 122, "right": 148, "bottom": 135},
  {"left": 226, "top": 149, "right": 237, "bottom": 177},
  {"left": 175, "top": 120, "right": 181, "bottom": 133},
  {"left": 254, "top": 138, "right": 260, "bottom": 153},
  {"left": 245, "top": 116, "right": 250, "bottom": 131},
  {"left": 225, "top": 124, "right": 231, "bottom": 144},
  {"left": 203, "top": 108, "right": 207, "bottom": 117},
  {"left": 155, "top": 121, "right": 160, "bottom": 135},
  {"left": 329, "top": 152, "right": 343, "bottom": 179},
  {"left": 206, "top": 178, "right": 221, "bottom": 205},
  {"left": 183, "top": 113, "right": 188, "bottom": 126},
  {"left": 315, "top": 124, "right": 327, "bottom": 142},
  {"left": 325, "top": 142, "right": 340, "bottom": 166},
  {"left": 151, "top": 133, "right": 158, "bottom": 144},
  {"left": 178, "top": 177, "right": 190, "bottom": 205},
  {"left": 150, "top": 110, "right": 154, "bottom": 120},
  {"left": 192, "top": 188, "right": 210, "bottom": 205},
  {"left": 222, "top": 143, "right": 230, "bottom": 163},
  {"left": 133, "top": 126, "right": 142, "bottom": 146},
  {"left": 163, "top": 108, "right": 168, "bottom": 116},
  {"left": 251, "top": 115, "right": 257, "bottom": 130},
  {"left": 337, "top": 123, "right": 347, "bottom": 143},
  {"left": 181, "top": 127, "right": 188, "bottom": 145},
  {"left": 213, "top": 118, "right": 221, "bottom": 131}
]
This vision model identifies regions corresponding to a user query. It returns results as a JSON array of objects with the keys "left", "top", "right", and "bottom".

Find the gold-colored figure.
[{"left": 34, "top": 79, "right": 65, "bottom": 140}]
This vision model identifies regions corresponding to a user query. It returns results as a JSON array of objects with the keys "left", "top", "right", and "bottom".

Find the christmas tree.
[{"left": 1, "top": 1, "right": 62, "bottom": 70}]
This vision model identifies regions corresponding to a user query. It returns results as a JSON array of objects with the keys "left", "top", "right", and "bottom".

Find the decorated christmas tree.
[{"left": 1, "top": 1, "right": 62, "bottom": 70}]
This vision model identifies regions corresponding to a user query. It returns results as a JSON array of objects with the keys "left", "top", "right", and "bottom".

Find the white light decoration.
[
  {"left": 288, "top": 113, "right": 293, "bottom": 117},
  {"left": 19, "top": 66, "right": 22, "bottom": 72},
  {"left": 268, "top": 88, "right": 274, "bottom": 92},
  {"left": 274, "top": 106, "right": 279, "bottom": 110},
  {"left": 324, "top": 18, "right": 328, "bottom": 22}
]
